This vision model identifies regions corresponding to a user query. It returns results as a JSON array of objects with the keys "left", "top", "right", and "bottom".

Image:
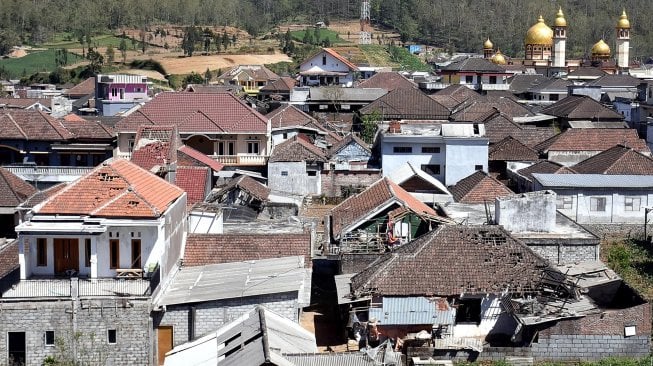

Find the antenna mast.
[{"left": 359, "top": 0, "right": 371, "bottom": 45}]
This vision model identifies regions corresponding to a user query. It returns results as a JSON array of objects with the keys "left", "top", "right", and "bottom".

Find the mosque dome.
[
  {"left": 484, "top": 38, "right": 493, "bottom": 49},
  {"left": 617, "top": 10, "right": 630, "bottom": 29},
  {"left": 591, "top": 39, "right": 611, "bottom": 57},
  {"left": 554, "top": 8, "right": 567, "bottom": 27},
  {"left": 491, "top": 50, "right": 507, "bottom": 65},
  {"left": 525, "top": 15, "right": 553, "bottom": 45}
]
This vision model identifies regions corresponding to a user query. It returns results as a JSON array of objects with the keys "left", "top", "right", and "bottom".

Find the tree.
[
  {"left": 105, "top": 44, "right": 115, "bottom": 64},
  {"left": 221, "top": 31, "right": 229, "bottom": 50},
  {"left": 86, "top": 47, "right": 104, "bottom": 75},
  {"left": 181, "top": 26, "right": 200, "bottom": 57},
  {"left": 204, "top": 68, "right": 212, "bottom": 84},
  {"left": 361, "top": 110, "right": 381, "bottom": 144},
  {"left": 182, "top": 72, "right": 204, "bottom": 88},
  {"left": 118, "top": 38, "right": 128, "bottom": 63},
  {"left": 231, "top": 34, "right": 237, "bottom": 46},
  {"left": 0, "top": 29, "right": 19, "bottom": 56}
]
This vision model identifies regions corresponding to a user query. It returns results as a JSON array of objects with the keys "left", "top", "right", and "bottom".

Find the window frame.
[
  {"left": 45, "top": 331, "right": 55, "bottom": 347},
  {"left": 84, "top": 238, "right": 91, "bottom": 267},
  {"left": 556, "top": 196, "right": 573, "bottom": 210},
  {"left": 420, "top": 164, "right": 441, "bottom": 176},
  {"left": 37, "top": 238, "right": 47, "bottom": 267},
  {"left": 107, "top": 329, "right": 117, "bottom": 344},
  {"left": 109, "top": 239, "right": 120, "bottom": 269},
  {"left": 392, "top": 146, "right": 412, "bottom": 154},
  {"left": 590, "top": 197, "right": 607, "bottom": 212},
  {"left": 625, "top": 196, "right": 642, "bottom": 212},
  {"left": 455, "top": 298, "right": 482, "bottom": 325},
  {"left": 421, "top": 146, "right": 441, "bottom": 154},
  {"left": 131, "top": 239, "right": 141, "bottom": 269}
]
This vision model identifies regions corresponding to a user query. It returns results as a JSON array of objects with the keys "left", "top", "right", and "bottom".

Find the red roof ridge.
[
  {"left": 323, "top": 48, "right": 359, "bottom": 71},
  {"left": 4, "top": 113, "right": 27, "bottom": 139}
]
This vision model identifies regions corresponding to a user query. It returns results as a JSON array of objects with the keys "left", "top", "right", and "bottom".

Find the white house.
[
  {"left": 15, "top": 158, "right": 187, "bottom": 281},
  {"left": 298, "top": 48, "right": 359, "bottom": 87},
  {"left": 379, "top": 120, "right": 488, "bottom": 186}
]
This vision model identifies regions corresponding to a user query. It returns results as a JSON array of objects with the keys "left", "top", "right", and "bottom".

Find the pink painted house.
[{"left": 95, "top": 74, "right": 150, "bottom": 116}]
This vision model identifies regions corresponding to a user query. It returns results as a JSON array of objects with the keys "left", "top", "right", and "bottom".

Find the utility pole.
[{"left": 359, "top": 0, "right": 371, "bottom": 45}]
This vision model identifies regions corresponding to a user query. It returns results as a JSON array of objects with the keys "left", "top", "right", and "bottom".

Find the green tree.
[
  {"left": 118, "top": 37, "right": 128, "bottom": 64},
  {"left": 182, "top": 72, "right": 204, "bottom": 88},
  {"left": 231, "top": 33, "right": 237, "bottom": 46},
  {"left": 221, "top": 31, "right": 229, "bottom": 50},
  {"left": 0, "top": 29, "right": 19, "bottom": 56},
  {"left": 361, "top": 110, "right": 381, "bottom": 144},
  {"left": 105, "top": 44, "right": 115, "bottom": 64},
  {"left": 85, "top": 47, "right": 104, "bottom": 75},
  {"left": 204, "top": 68, "right": 212, "bottom": 84}
]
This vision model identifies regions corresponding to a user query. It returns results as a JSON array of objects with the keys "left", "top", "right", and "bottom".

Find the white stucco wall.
[
  {"left": 551, "top": 189, "right": 651, "bottom": 224},
  {"left": 452, "top": 295, "right": 517, "bottom": 338}
]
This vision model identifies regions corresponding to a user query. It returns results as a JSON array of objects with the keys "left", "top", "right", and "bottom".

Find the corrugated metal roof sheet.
[
  {"left": 285, "top": 340, "right": 402, "bottom": 366},
  {"left": 533, "top": 173, "right": 653, "bottom": 188},
  {"left": 369, "top": 297, "right": 455, "bottom": 326},
  {"left": 157, "top": 256, "right": 310, "bottom": 306}
]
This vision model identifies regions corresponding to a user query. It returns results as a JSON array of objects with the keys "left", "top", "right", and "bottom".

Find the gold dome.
[
  {"left": 491, "top": 50, "right": 507, "bottom": 65},
  {"left": 617, "top": 10, "right": 630, "bottom": 29},
  {"left": 554, "top": 8, "right": 567, "bottom": 27},
  {"left": 591, "top": 39, "right": 611, "bottom": 56},
  {"left": 525, "top": 15, "right": 553, "bottom": 45},
  {"left": 484, "top": 38, "right": 493, "bottom": 49}
]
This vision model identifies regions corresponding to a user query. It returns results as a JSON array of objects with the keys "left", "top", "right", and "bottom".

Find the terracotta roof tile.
[
  {"left": 0, "top": 168, "right": 37, "bottom": 207},
  {"left": 489, "top": 136, "right": 539, "bottom": 161},
  {"left": 131, "top": 141, "right": 172, "bottom": 172},
  {"left": 58, "top": 117, "right": 114, "bottom": 139},
  {"left": 175, "top": 166, "right": 209, "bottom": 206},
  {"left": 450, "top": 171, "right": 513, "bottom": 204},
  {"left": 38, "top": 158, "right": 184, "bottom": 218},
  {"left": 451, "top": 97, "right": 534, "bottom": 121},
  {"left": 541, "top": 95, "right": 624, "bottom": 120},
  {"left": 64, "top": 77, "right": 96, "bottom": 98},
  {"left": 260, "top": 77, "right": 297, "bottom": 93},
  {"left": 183, "top": 233, "right": 311, "bottom": 267},
  {"left": 359, "top": 72, "right": 417, "bottom": 91},
  {"left": 216, "top": 175, "right": 270, "bottom": 202},
  {"left": 266, "top": 105, "right": 317, "bottom": 129},
  {"left": 571, "top": 145, "right": 653, "bottom": 175},
  {"left": 330, "top": 177, "right": 440, "bottom": 238},
  {"left": 0, "top": 241, "right": 19, "bottom": 279},
  {"left": 322, "top": 48, "right": 359, "bottom": 71},
  {"left": 482, "top": 112, "right": 556, "bottom": 147},
  {"left": 18, "top": 183, "right": 67, "bottom": 209},
  {"left": 517, "top": 160, "right": 576, "bottom": 182},
  {"left": 350, "top": 225, "right": 549, "bottom": 297},
  {"left": 360, "top": 88, "right": 449, "bottom": 120},
  {"left": 0, "top": 98, "right": 50, "bottom": 108},
  {"left": 116, "top": 92, "right": 268, "bottom": 133},
  {"left": 0, "top": 109, "right": 74, "bottom": 140},
  {"left": 534, "top": 128, "right": 649, "bottom": 154},
  {"left": 269, "top": 136, "right": 327, "bottom": 162},
  {"left": 178, "top": 145, "right": 224, "bottom": 172}
]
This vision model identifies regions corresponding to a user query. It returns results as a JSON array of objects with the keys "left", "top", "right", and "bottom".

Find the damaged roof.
[
  {"left": 36, "top": 158, "right": 184, "bottom": 218},
  {"left": 350, "top": 225, "right": 550, "bottom": 297},
  {"left": 214, "top": 175, "right": 270, "bottom": 202},
  {"left": 330, "top": 177, "right": 448, "bottom": 239},
  {"left": 0, "top": 168, "right": 38, "bottom": 208},
  {"left": 269, "top": 135, "right": 327, "bottom": 162}
]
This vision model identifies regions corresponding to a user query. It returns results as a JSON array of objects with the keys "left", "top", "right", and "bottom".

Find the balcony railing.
[
  {"left": 481, "top": 83, "right": 510, "bottom": 91},
  {"left": 2, "top": 277, "right": 152, "bottom": 299},
  {"left": 211, "top": 155, "right": 268, "bottom": 166},
  {"left": 2, "top": 166, "right": 95, "bottom": 183}
]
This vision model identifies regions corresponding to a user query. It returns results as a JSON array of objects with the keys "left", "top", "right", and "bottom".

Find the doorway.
[
  {"left": 157, "top": 326, "right": 173, "bottom": 365},
  {"left": 53, "top": 239, "right": 79, "bottom": 275},
  {"left": 8, "top": 332, "right": 26, "bottom": 366}
]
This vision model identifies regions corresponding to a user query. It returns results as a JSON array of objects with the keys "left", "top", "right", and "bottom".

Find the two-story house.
[
  {"left": 299, "top": 48, "right": 359, "bottom": 87},
  {"left": 378, "top": 120, "right": 488, "bottom": 186},
  {"left": 95, "top": 74, "right": 150, "bottom": 116},
  {"left": 115, "top": 92, "right": 271, "bottom": 170}
]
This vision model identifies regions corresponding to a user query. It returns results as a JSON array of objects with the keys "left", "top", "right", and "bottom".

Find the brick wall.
[
  {"left": 584, "top": 223, "right": 653, "bottom": 242},
  {"left": 321, "top": 170, "right": 381, "bottom": 198},
  {"left": 0, "top": 298, "right": 151, "bottom": 366},
  {"left": 153, "top": 292, "right": 299, "bottom": 347}
]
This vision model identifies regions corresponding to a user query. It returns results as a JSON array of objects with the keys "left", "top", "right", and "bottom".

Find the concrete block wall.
[
  {"left": 0, "top": 299, "right": 151, "bottom": 366},
  {"left": 584, "top": 223, "right": 653, "bottom": 241},
  {"left": 528, "top": 244, "right": 598, "bottom": 264},
  {"left": 321, "top": 170, "right": 381, "bottom": 198},
  {"left": 154, "top": 292, "right": 299, "bottom": 347},
  {"left": 531, "top": 335, "right": 650, "bottom": 360}
]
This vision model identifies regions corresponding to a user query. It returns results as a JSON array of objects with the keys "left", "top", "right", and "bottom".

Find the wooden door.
[
  {"left": 157, "top": 326, "right": 173, "bottom": 365},
  {"left": 53, "top": 238, "right": 79, "bottom": 274}
]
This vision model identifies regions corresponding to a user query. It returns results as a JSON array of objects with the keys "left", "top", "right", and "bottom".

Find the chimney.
[{"left": 388, "top": 120, "right": 401, "bottom": 133}]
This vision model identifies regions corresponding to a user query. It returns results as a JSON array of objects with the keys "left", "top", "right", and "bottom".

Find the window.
[
  {"left": 282, "top": 133, "right": 288, "bottom": 139},
  {"left": 128, "top": 139, "right": 135, "bottom": 153},
  {"left": 473, "top": 123, "right": 480, "bottom": 135},
  {"left": 590, "top": 197, "right": 607, "bottom": 212},
  {"left": 131, "top": 239, "right": 141, "bottom": 269},
  {"left": 489, "top": 76, "right": 497, "bottom": 84},
  {"left": 465, "top": 75, "right": 473, "bottom": 84},
  {"left": 421, "top": 146, "right": 440, "bottom": 154},
  {"left": 393, "top": 146, "right": 412, "bottom": 153},
  {"left": 474, "top": 165, "right": 483, "bottom": 171},
  {"left": 111, "top": 88, "right": 118, "bottom": 97},
  {"left": 421, "top": 164, "right": 441, "bottom": 175},
  {"left": 625, "top": 196, "right": 642, "bottom": 212},
  {"left": 247, "top": 141, "right": 259, "bottom": 154},
  {"left": 119, "top": 89, "right": 125, "bottom": 99},
  {"left": 107, "top": 329, "right": 117, "bottom": 344},
  {"left": 8, "top": 332, "right": 25, "bottom": 364},
  {"left": 110, "top": 239, "right": 119, "bottom": 269},
  {"left": 281, "top": 171, "right": 288, "bottom": 176},
  {"left": 550, "top": 94, "right": 559, "bottom": 101},
  {"left": 322, "top": 55, "right": 327, "bottom": 65},
  {"left": 307, "top": 170, "right": 317, "bottom": 177},
  {"left": 557, "top": 196, "right": 573, "bottom": 210},
  {"left": 37, "top": 238, "right": 47, "bottom": 267},
  {"left": 455, "top": 298, "right": 482, "bottom": 324},
  {"left": 84, "top": 239, "right": 91, "bottom": 267},
  {"left": 217, "top": 141, "right": 235, "bottom": 156},
  {"left": 45, "top": 331, "right": 55, "bottom": 346}
]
